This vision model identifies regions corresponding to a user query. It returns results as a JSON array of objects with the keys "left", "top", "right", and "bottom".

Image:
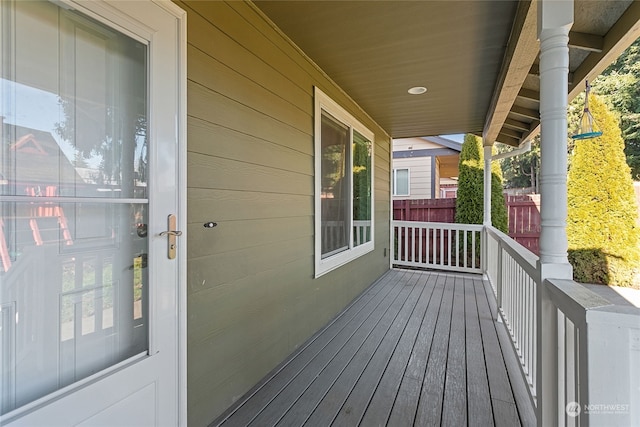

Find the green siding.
[{"left": 177, "top": 1, "right": 391, "bottom": 424}]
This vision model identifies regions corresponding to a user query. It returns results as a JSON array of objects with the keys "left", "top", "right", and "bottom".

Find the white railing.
[
  {"left": 539, "top": 279, "right": 639, "bottom": 427},
  {"left": 393, "top": 221, "right": 640, "bottom": 426},
  {"left": 485, "top": 226, "right": 539, "bottom": 403},
  {"left": 392, "top": 221, "right": 482, "bottom": 273}
]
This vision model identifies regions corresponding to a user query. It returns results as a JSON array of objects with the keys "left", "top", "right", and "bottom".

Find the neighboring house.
[{"left": 392, "top": 136, "right": 461, "bottom": 200}]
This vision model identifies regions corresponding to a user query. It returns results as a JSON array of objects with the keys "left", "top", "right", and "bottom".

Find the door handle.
[
  {"left": 159, "top": 230, "right": 182, "bottom": 237},
  {"left": 160, "top": 214, "right": 182, "bottom": 259}
]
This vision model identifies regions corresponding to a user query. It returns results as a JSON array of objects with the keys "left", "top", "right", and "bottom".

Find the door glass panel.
[{"left": 1, "top": 1, "right": 148, "bottom": 414}]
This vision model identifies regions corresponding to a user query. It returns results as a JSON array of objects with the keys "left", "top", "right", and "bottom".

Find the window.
[
  {"left": 393, "top": 168, "right": 410, "bottom": 196},
  {"left": 315, "top": 87, "right": 374, "bottom": 277}
]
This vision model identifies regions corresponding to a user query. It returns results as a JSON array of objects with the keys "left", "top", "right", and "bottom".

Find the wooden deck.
[{"left": 212, "top": 268, "right": 536, "bottom": 427}]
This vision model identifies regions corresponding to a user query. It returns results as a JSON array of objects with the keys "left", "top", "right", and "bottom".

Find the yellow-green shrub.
[{"left": 567, "top": 95, "right": 640, "bottom": 286}]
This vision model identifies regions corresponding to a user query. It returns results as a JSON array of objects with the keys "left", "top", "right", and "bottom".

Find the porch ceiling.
[{"left": 255, "top": 0, "right": 640, "bottom": 147}]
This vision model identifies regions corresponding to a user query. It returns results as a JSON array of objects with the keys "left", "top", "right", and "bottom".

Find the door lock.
[{"left": 160, "top": 214, "right": 182, "bottom": 259}]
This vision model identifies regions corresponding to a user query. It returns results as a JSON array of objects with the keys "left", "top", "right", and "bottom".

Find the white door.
[{"left": 0, "top": 0, "right": 185, "bottom": 425}]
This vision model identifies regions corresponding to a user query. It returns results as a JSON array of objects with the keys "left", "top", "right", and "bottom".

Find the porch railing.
[
  {"left": 539, "top": 279, "right": 639, "bottom": 427},
  {"left": 406, "top": 221, "right": 640, "bottom": 426},
  {"left": 485, "top": 226, "right": 539, "bottom": 401},
  {"left": 392, "top": 220, "right": 482, "bottom": 273}
]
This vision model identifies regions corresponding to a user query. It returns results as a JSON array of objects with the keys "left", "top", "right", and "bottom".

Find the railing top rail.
[
  {"left": 392, "top": 220, "right": 483, "bottom": 231},
  {"left": 486, "top": 225, "right": 539, "bottom": 281},
  {"left": 543, "top": 278, "right": 613, "bottom": 326}
]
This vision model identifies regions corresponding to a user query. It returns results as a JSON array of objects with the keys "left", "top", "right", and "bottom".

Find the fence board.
[{"left": 393, "top": 195, "right": 541, "bottom": 255}]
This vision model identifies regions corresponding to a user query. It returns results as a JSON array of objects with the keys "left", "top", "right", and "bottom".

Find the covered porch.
[
  {"left": 214, "top": 268, "right": 535, "bottom": 427},
  {"left": 215, "top": 220, "right": 639, "bottom": 426}
]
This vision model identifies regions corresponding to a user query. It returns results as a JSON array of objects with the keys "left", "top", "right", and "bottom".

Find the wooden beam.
[
  {"left": 519, "top": 120, "right": 540, "bottom": 143},
  {"left": 510, "top": 105, "right": 539, "bottom": 120},
  {"left": 524, "top": 1, "right": 640, "bottom": 144},
  {"left": 503, "top": 118, "right": 530, "bottom": 132},
  {"left": 517, "top": 88, "right": 540, "bottom": 102},
  {"left": 569, "top": 31, "right": 604, "bottom": 53},
  {"left": 499, "top": 127, "right": 523, "bottom": 139},
  {"left": 483, "top": 1, "right": 538, "bottom": 145},
  {"left": 569, "top": 1, "right": 640, "bottom": 101},
  {"left": 495, "top": 133, "right": 520, "bottom": 147}
]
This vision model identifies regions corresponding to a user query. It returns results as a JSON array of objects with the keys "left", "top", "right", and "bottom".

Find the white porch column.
[
  {"left": 537, "top": 2, "right": 574, "bottom": 427},
  {"left": 537, "top": 0, "right": 573, "bottom": 278},
  {"left": 482, "top": 144, "right": 492, "bottom": 275},
  {"left": 483, "top": 145, "right": 492, "bottom": 227}
]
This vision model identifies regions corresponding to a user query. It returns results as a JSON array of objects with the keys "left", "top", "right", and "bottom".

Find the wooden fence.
[{"left": 393, "top": 195, "right": 541, "bottom": 254}]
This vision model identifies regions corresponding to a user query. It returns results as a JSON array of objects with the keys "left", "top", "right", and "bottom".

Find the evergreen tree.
[
  {"left": 455, "top": 134, "right": 508, "bottom": 232},
  {"left": 567, "top": 95, "right": 640, "bottom": 286},
  {"left": 491, "top": 152, "right": 509, "bottom": 233}
]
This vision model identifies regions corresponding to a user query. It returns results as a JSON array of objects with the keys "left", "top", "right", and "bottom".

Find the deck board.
[
  {"left": 465, "top": 277, "right": 494, "bottom": 427},
  {"left": 214, "top": 269, "right": 534, "bottom": 427},
  {"left": 414, "top": 273, "right": 455, "bottom": 426},
  {"left": 328, "top": 271, "right": 434, "bottom": 426},
  {"left": 442, "top": 275, "right": 468, "bottom": 426},
  {"left": 273, "top": 273, "right": 419, "bottom": 426},
  {"left": 385, "top": 272, "right": 446, "bottom": 427}
]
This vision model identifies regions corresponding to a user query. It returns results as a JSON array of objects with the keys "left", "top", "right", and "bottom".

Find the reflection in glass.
[
  {"left": 353, "top": 130, "right": 372, "bottom": 247},
  {"left": 1, "top": 202, "right": 148, "bottom": 413},
  {"left": 0, "top": 0, "right": 149, "bottom": 415},
  {"left": 1, "top": 0, "right": 148, "bottom": 200},
  {"left": 320, "top": 111, "right": 350, "bottom": 258}
]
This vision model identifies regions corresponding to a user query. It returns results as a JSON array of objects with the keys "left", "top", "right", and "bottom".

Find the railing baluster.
[
  {"left": 390, "top": 221, "right": 483, "bottom": 274},
  {"left": 403, "top": 225, "right": 409, "bottom": 263},
  {"left": 447, "top": 229, "right": 452, "bottom": 267},
  {"left": 418, "top": 227, "right": 423, "bottom": 264},
  {"left": 557, "top": 310, "right": 566, "bottom": 427},
  {"left": 432, "top": 226, "right": 437, "bottom": 266}
]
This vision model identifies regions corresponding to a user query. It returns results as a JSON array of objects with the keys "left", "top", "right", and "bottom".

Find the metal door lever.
[{"left": 161, "top": 214, "right": 181, "bottom": 259}]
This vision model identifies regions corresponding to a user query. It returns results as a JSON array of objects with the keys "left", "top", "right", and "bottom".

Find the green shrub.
[
  {"left": 567, "top": 95, "right": 640, "bottom": 287},
  {"left": 455, "top": 134, "right": 508, "bottom": 232}
]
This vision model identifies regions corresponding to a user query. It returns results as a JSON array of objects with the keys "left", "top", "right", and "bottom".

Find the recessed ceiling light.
[{"left": 408, "top": 86, "right": 427, "bottom": 95}]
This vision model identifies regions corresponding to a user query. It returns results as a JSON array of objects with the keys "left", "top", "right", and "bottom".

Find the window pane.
[
  {"left": 395, "top": 169, "right": 409, "bottom": 196},
  {"left": 320, "top": 111, "right": 350, "bottom": 258},
  {"left": 353, "top": 130, "right": 372, "bottom": 246},
  {"left": 1, "top": 1, "right": 148, "bottom": 413}
]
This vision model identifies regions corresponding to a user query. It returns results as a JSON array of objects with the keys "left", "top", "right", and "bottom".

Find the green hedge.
[
  {"left": 567, "top": 95, "right": 640, "bottom": 287},
  {"left": 455, "top": 134, "right": 508, "bottom": 233}
]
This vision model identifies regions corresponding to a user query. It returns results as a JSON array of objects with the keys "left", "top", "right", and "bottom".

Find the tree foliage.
[
  {"left": 498, "top": 137, "right": 540, "bottom": 191},
  {"left": 455, "top": 134, "right": 508, "bottom": 233},
  {"left": 590, "top": 38, "right": 640, "bottom": 179},
  {"left": 503, "top": 39, "right": 640, "bottom": 185},
  {"left": 567, "top": 95, "right": 640, "bottom": 287}
]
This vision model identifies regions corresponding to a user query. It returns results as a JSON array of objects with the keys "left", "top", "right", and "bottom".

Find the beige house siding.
[
  {"left": 392, "top": 137, "right": 461, "bottom": 200},
  {"left": 392, "top": 137, "right": 444, "bottom": 200},
  {"left": 176, "top": 1, "right": 391, "bottom": 424},
  {"left": 393, "top": 156, "right": 433, "bottom": 199}
]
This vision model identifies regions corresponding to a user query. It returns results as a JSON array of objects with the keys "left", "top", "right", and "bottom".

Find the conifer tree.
[
  {"left": 455, "top": 134, "right": 508, "bottom": 232},
  {"left": 567, "top": 95, "right": 640, "bottom": 286}
]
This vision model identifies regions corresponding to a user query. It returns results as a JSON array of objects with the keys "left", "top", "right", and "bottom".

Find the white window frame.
[
  {"left": 314, "top": 87, "right": 374, "bottom": 277},
  {"left": 393, "top": 168, "right": 410, "bottom": 196}
]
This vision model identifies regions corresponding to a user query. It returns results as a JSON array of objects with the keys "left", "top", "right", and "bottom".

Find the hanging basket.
[{"left": 571, "top": 80, "right": 603, "bottom": 140}]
